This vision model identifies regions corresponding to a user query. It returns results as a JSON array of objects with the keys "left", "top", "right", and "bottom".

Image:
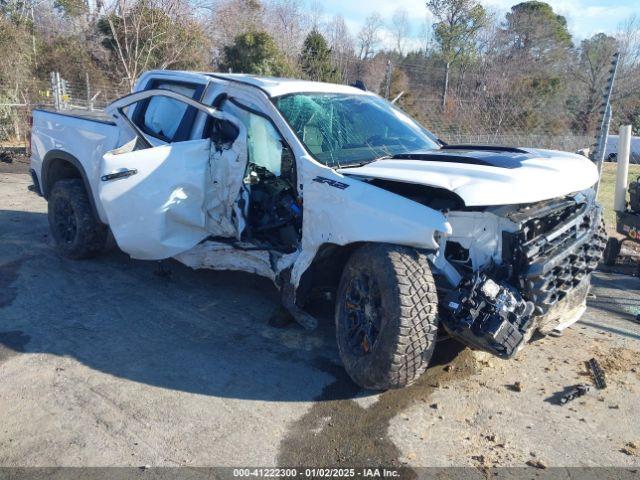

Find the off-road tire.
[
  {"left": 48, "top": 179, "right": 107, "bottom": 259},
  {"left": 603, "top": 237, "right": 621, "bottom": 266},
  {"left": 335, "top": 243, "right": 439, "bottom": 390}
]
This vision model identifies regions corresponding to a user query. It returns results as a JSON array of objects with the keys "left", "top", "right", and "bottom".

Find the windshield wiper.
[{"left": 338, "top": 155, "right": 392, "bottom": 169}]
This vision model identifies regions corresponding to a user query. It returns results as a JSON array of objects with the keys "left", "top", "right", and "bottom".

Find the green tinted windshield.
[{"left": 274, "top": 93, "right": 440, "bottom": 167}]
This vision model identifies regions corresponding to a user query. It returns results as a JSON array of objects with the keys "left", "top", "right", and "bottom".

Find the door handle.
[{"left": 101, "top": 168, "right": 138, "bottom": 182}]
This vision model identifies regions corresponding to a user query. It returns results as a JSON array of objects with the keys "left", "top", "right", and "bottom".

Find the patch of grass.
[{"left": 597, "top": 162, "right": 640, "bottom": 231}]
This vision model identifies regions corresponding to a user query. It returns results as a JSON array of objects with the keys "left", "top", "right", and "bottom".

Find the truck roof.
[
  {"left": 139, "top": 70, "right": 373, "bottom": 98},
  {"left": 206, "top": 73, "right": 373, "bottom": 98}
]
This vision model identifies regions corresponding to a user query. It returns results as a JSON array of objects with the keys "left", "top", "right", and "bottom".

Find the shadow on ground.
[{"left": 0, "top": 209, "right": 467, "bottom": 405}]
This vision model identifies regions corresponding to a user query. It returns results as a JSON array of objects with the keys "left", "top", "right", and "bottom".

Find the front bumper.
[
  {"left": 441, "top": 195, "right": 605, "bottom": 358},
  {"left": 506, "top": 198, "right": 606, "bottom": 316},
  {"left": 534, "top": 275, "right": 589, "bottom": 334}
]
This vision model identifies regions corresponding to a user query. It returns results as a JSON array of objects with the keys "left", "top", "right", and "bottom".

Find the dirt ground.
[{"left": 1, "top": 170, "right": 640, "bottom": 471}]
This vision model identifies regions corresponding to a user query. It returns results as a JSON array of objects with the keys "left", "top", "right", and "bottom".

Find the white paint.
[
  {"left": 204, "top": 73, "right": 375, "bottom": 98},
  {"left": 175, "top": 241, "right": 276, "bottom": 280},
  {"left": 338, "top": 149, "right": 599, "bottom": 207},
  {"left": 98, "top": 89, "right": 249, "bottom": 260},
  {"left": 614, "top": 125, "right": 632, "bottom": 213},
  {"left": 29, "top": 110, "right": 122, "bottom": 223},
  {"left": 443, "top": 210, "right": 518, "bottom": 267},
  {"left": 99, "top": 139, "right": 213, "bottom": 260},
  {"left": 289, "top": 154, "right": 452, "bottom": 288}
]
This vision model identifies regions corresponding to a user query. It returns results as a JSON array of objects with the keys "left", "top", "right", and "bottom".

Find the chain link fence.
[
  {"left": 0, "top": 70, "right": 601, "bottom": 156},
  {"left": 0, "top": 74, "right": 129, "bottom": 147}
]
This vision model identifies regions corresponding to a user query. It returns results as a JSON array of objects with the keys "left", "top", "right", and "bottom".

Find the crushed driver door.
[{"left": 99, "top": 89, "right": 248, "bottom": 260}]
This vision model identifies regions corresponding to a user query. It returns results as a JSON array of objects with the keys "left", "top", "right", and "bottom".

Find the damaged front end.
[
  {"left": 443, "top": 273, "right": 535, "bottom": 358},
  {"left": 435, "top": 189, "right": 606, "bottom": 357}
]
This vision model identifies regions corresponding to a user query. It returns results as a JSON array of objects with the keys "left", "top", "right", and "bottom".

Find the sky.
[{"left": 318, "top": 0, "right": 639, "bottom": 47}]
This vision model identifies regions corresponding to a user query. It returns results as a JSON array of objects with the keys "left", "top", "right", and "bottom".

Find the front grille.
[{"left": 503, "top": 199, "right": 606, "bottom": 315}]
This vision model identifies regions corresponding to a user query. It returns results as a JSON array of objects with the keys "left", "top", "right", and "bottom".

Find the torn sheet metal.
[
  {"left": 100, "top": 89, "right": 249, "bottom": 261},
  {"left": 290, "top": 156, "right": 452, "bottom": 288},
  {"left": 174, "top": 241, "right": 298, "bottom": 282},
  {"left": 175, "top": 241, "right": 276, "bottom": 280},
  {"left": 99, "top": 139, "right": 213, "bottom": 260},
  {"left": 204, "top": 134, "right": 248, "bottom": 240}
]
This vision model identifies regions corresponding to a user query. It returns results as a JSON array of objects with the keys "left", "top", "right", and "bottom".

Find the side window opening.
[
  {"left": 131, "top": 80, "right": 204, "bottom": 143},
  {"left": 215, "top": 98, "right": 301, "bottom": 252}
]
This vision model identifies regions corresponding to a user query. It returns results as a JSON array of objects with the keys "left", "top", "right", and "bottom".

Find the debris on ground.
[
  {"left": 620, "top": 442, "right": 638, "bottom": 456},
  {"left": 547, "top": 384, "right": 591, "bottom": 405},
  {"left": 505, "top": 381, "right": 524, "bottom": 392},
  {"left": 587, "top": 358, "right": 607, "bottom": 389},
  {"left": 561, "top": 384, "right": 590, "bottom": 404},
  {"left": 526, "top": 459, "right": 548, "bottom": 469}
]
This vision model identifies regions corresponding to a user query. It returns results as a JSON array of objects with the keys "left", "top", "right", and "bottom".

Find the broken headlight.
[{"left": 443, "top": 272, "right": 535, "bottom": 358}]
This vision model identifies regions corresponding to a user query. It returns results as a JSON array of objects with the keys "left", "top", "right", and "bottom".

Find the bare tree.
[
  {"left": 209, "top": 0, "right": 263, "bottom": 65},
  {"left": 307, "top": 0, "right": 324, "bottom": 32},
  {"left": 390, "top": 8, "right": 410, "bottom": 55},
  {"left": 264, "top": 0, "right": 306, "bottom": 62},
  {"left": 356, "top": 12, "right": 383, "bottom": 60},
  {"left": 324, "top": 14, "right": 354, "bottom": 82},
  {"left": 101, "top": 0, "right": 210, "bottom": 89},
  {"left": 614, "top": 14, "right": 640, "bottom": 129},
  {"left": 417, "top": 16, "right": 434, "bottom": 54}
]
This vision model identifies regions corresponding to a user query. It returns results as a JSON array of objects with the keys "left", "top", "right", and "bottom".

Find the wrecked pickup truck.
[{"left": 29, "top": 70, "right": 606, "bottom": 390}]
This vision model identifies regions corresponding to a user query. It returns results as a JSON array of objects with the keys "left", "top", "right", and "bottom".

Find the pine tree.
[
  {"left": 299, "top": 30, "right": 338, "bottom": 83},
  {"left": 222, "top": 31, "right": 290, "bottom": 77}
]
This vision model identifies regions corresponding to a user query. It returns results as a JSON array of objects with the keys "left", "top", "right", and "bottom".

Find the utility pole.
[{"left": 594, "top": 51, "right": 620, "bottom": 195}]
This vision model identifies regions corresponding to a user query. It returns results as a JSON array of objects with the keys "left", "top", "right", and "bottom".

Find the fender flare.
[{"left": 41, "top": 149, "right": 101, "bottom": 221}]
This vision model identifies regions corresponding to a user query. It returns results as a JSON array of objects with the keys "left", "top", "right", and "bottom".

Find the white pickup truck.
[{"left": 30, "top": 70, "right": 606, "bottom": 390}]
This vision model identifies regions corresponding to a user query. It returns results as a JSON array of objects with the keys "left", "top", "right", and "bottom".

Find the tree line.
[{"left": 1, "top": 0, "right": 639, "bottom": 142}]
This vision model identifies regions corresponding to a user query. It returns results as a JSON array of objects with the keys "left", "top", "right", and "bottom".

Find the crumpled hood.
[{"left": 337, "top": 147, "right": 599, "bottom": 207}]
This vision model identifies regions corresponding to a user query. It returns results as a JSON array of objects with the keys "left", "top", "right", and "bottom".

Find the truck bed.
[
  {"left": 30, "top": 108, "right": 123, "bottom": 224},
  {"left": 33, "top": 108, "right": 115, "bottom": 125}
]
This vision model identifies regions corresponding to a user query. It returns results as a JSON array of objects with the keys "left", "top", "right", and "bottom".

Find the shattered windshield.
[{"left": 274, "top": 92, "right": 440, "bottom": 167}]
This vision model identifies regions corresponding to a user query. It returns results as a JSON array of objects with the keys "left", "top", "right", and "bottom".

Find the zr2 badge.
[{"left": 312, "top": 176, "right": 349, "bottom": 190}]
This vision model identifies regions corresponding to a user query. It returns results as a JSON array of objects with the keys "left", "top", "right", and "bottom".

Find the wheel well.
[
  {"left": 296, "top": 242, "right": 364, "bottom": 306},
  {"left": 43, "top": 158, "right": 82, "bottom": 198},
  {"left": 41, "top": 151, "right": 102, "bottom": 222}
]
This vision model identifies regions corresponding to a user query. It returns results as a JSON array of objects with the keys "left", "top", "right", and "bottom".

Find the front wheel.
[{"left": 335, "top": 244, "right": 439, "bottom": 390}]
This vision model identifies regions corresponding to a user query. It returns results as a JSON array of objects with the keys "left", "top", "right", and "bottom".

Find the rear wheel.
[
  {"left": 335, "top": 244, "right": 439, "bottom": 390},
  {"left": 48, "top": 179, "right": 107, "bottom": 259}
]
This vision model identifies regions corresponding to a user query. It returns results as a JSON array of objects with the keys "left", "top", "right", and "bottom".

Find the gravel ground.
[{"left": 1, "top": 171, "right": 640, "bottom": 471}]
